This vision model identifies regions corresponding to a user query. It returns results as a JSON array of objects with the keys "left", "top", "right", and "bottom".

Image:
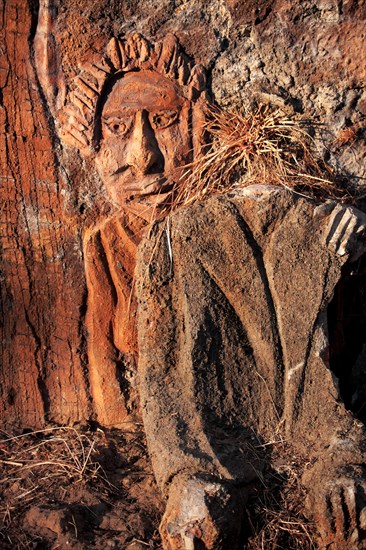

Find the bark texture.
[{"left": 0, "top": 0, "right": 88, "bottom": 428}]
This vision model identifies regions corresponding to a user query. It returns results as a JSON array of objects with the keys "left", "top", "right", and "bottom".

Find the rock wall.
[
  {"left": 57, "top": 0, "right": 366, "bottom": 180},
  {"left": 0, "top": 1, "right": 89, "bottom": 428}
]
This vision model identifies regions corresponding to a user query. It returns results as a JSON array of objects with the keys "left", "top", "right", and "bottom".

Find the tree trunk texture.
[{"left": 0, "top": 0, "right": 88, "bottom": 428}]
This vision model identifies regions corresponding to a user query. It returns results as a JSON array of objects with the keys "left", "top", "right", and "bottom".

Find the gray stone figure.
[{"left": 136, "top": 185, "right": 366, "bottom": 549}]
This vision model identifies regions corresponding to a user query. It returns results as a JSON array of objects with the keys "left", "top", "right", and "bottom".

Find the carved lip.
[
  {"left": 112, "top": 167, "right": 165, "bottom": 183},
  {"left": 110, "top": 172, "right": 174, "bottom": 196},
  {"left": 125, "top": 180, "right": 175, "bottom": 207}
]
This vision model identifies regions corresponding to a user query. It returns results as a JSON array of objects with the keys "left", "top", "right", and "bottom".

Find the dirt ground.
[
  {"left": 0, "top": 424, "right": 164, "bottom": 549},
  {"left": 0, "top": 424, "right": 316, "bottom": 549}
]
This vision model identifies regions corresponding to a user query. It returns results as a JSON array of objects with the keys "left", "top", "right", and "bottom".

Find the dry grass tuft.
[
  {"left": 0, "top": 426, "right": 110, "bottom": 487},
  {"left": 159, "top": 103, "right": 353, "bottom": 219}
]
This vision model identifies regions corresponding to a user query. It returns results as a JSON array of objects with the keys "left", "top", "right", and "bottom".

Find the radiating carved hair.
[{"left": 59, "top": 33, "right": 208, "bottom": 156}]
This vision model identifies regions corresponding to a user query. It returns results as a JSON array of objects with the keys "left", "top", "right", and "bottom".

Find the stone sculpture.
[
  {"left": 136, "top": 186, "right": 366, "bottom": 549},
  {"left": 55, "top": 33, "right": 366, "bottom": 549},
  {"left": 58, "top": 33, "right": 208, "bottom": 426}
]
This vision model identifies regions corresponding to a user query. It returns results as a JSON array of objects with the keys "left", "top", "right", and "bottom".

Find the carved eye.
[
  {"left": 104, "top": 117, "right": 130, "bottom": 136},
  {"left": 150, "top": 110, "right": 179, "bottom": 130}
]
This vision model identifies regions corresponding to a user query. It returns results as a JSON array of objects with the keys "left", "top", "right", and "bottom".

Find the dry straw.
[{"left": 158, "top": 103, "right": 352, "bottom": 220}]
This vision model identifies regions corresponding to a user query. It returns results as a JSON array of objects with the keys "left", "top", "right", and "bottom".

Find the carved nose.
[{"left": 128, "top": 111, "right": 164, "bottom": 175}]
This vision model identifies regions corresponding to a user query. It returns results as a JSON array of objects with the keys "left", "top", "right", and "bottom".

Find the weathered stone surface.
[
  {"left": 159, "top": 475, "right": 245, "bottom": 549},
  {"left": 136, "top": 186, "right": 366, "bottom": 548}
]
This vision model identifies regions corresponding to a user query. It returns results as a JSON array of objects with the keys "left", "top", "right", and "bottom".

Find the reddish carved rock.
[
  {"left": 58, "top": 32, "right": 208, "bottom": 426},
  {"left": 2, "top": 0, "right": 366, "bottom": 433}
]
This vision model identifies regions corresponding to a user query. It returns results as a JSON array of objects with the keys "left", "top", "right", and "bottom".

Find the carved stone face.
[{"left": 95, "top": 70, "right": 193, "bottom": 208}]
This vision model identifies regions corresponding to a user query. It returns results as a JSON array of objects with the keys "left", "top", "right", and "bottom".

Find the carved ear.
[
  {"left": 58, "top": 105, "right": 92, "bottom": 157},
  {"left": 57, "top": 86, "right": 95, "bottom": 156},
  {"left": 58, "top": 59, "right": 110, "bottom": 155}
]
